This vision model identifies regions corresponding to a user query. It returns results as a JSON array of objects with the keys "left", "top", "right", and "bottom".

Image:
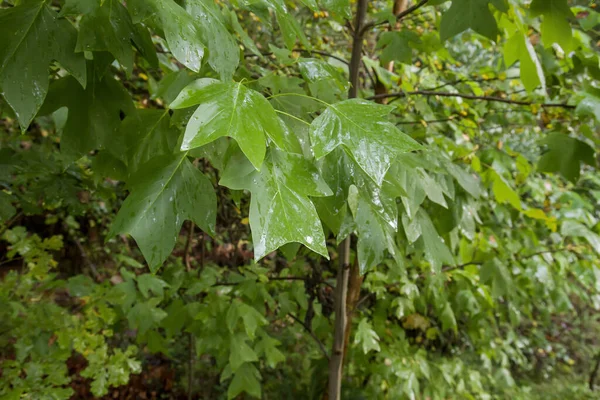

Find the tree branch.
[
  {"left": 367, "top": 90, "right": 576, "bottom": 109},
  {"left": 289, "top": 313, "right": 330, "bottom": 360},
  {"left": 244, "top": 49, "right": 350, "bottom": 65},
  {"left": 360, "top": 0, "right": 429, "bottom": 35}
]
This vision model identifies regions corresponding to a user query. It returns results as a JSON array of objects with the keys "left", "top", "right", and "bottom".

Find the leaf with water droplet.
[
  {"left": 220, "top": 147, "right": 331, "bottom": 260},
  {"left": 171, "top": 79, "right": 301, "bottom": 169},
  {"left": 316, "top": 149, "right": 401, "bottom": 273},
  {"left": 310, "top": 99, "right": 422, "bottom": 185},
  {"left": 68, "top": 0, "right": 157, "bottom": 75},
  {"left": 108, "top": 152, "right": 216, "bottom": 272},
  {"left": 38, "top": 65, "right": 135, "bottom": 159},
  {"left": 140, "top": 0, "right": 206, "bottom": 73},
  {"left": 185, "top": 0, "right": 239, "bottom": 80},
  {"left": 0, "top": 0, "right": 86, "bottom": 129},
  {"left": 120, "top": 109, "right": 180, "bottom": 175}
]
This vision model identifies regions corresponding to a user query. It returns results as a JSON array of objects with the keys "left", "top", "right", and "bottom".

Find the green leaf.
[
  {"left": 0, "top": 0, "right": 86, "bottom": 129},
  {"left": 254, "top": 336, "right": 285, "bottom": 368},
  {"left": 320, "top": 0, "right": 351, "bottom": 20},
  {"left": 0, "top": 192, "right": 16, "bottom": 223},
  {"left": 220, "top": 148, "right": 332, "bottom": 260},
  {"left": 121, "top": 109, "right": 180, "bottom": 173},
  {"left": 561, "top": 220, "right": 600, "bottom": 255},
  {"left": 74, "top": 0, "right": 152, "bottom": 75},
  {"left": 298, "top": 57, "right": 348, "bottom": 99},
  {"left": 354, "top": 319, "right": 381, "bottom": 354},
  {"left": 530, "top": 0, "right": 574, "bottom": 52},
  {"left": 108, "top": 152, "right": 217, "bottom": 272},
  {"left": 377, "top": 31, "right": 420, "bottom": 65},
  {"left": 275, "top": 8, "right": 310, "bottom": 50},
  {"left": 127, "top": 299, "right": 168, "bottom": 335},
  {"left": 504, "top": 31, "right": 545, "bottom": 92},
  {"left": 489, "top": 169, "right": 521, "bottom": 210},
  {"left": 576, "top": 87, "right": 600, "bottom": 123},
  {"left": 538, "top": 133, "right": 596, "bottom": 183},
  {"left": 310, "top": 99, "right": 422, "bottom": 185},
  {"left": 185, "top": 0, "right": 239, "bottom": 80},
  {"left": 351, "top": 160, "right": 402, "bottom": 272},
  {"left": 227, "top": 363, "right": 262, "bottom": 399},
  {"left": 415, "top": 209, "right": 454, "bottom": 272},
  {"left": 440, "top": 0, "right": 507, "bottom": 41},
  {"left": 137, "top": 274, "right": 169, "bottom": 298},
  {"left": 444, "top": 161, "right": 481, "bottom": 198},
  {"left": 39, "top": 73, "right": 134, "bottom": 158},
  {"left": 145, "top": 0, "right": 206, "bottom": 73},
  {"left": 440, "top": 302, "right": 457, "bottom": 332},
  {"left": 171, "top": 79, "right": 301, "bottom": 169},
  {"left": 229, "top": 336, "right": 259, "bottom": 371},
  {"left": 480, "top": 258, "right": 511, "bottom": 297}
]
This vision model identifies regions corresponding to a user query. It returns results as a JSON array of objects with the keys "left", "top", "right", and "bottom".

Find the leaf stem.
[
  {"left": 266, "top": 92, "right": 330, "bottom": 107},
  {"left": 274, "top": 110, "right": 311, "bottom": 125}
]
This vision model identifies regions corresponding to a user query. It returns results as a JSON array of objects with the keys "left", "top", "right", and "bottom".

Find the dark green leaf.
[
  {"left": 0, "top": 0, "right": 86, "bottom": 129},
  {"left": 220, "top": 148, "right": 332, "bottom": 260},
  {"left": 108, "top": 152, "right": 217, "bottom": 271}
]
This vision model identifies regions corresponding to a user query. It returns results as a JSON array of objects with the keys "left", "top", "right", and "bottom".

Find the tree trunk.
[
  {"left": 327, "top": 238, "right": 351, "bottom": 400},
  {"left": 326, "top": 0, "right": 368, "bottom": 397}
]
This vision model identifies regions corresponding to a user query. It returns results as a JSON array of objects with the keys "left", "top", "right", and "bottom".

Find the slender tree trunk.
[
  {"left": 328, "top": 239, "right": 351, "bottom": 400},
  {"left": 342, "top": 260, "right": 363, "bottom": 359},
  {"left": 327, "top": 0, "right": 368, "bottom": 398}
]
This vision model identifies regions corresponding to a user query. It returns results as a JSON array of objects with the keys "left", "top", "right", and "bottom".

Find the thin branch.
[
  {"left": 425, "top": 76, "right": 520, "bottom": 91},
  {"left": 517, "top": 247, "right": 569, "bottom": 260},
  {"left": 367, "top": 90, "right": 576, "bottom": 109},
  {"left": 361, "top": 0, "right": 430, "bottom": 35},
  {"left": 441, "top": 261, "right": 483, "bottom": 274},
  {"left": 184, "top": 221, "right": 195, "bottom": 272},
  {"left": 395, "top": 117, "right": 457, "bottom": 125},
  {"left": 244, "top": 49, "right": 349, "bottom": 65},
  {"left": 289, "top": 313, "right": 330, "bottom": 360}
]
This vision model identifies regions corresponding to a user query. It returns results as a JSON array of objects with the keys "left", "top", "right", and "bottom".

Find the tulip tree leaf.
[
  {"left": 440, "top": 0, "right": 508, "bottom": 41},
  {"left": 227, "top": 363, "right": 262, "bottom": 400},
  {"left": 317, "top": 150, "right": 403, "bottom": 273},
  {"left": 0, "top": 0, "right": 86, "bottom": 129},
  {"left": 38, "top": 72, "right": 135, "bottom": 159},
  {"left": 220, "top": 147, "right": 332, "bottom": 260},
  {"left": 186, "top": 0, "right": 239, "bottom": 80},
  {"left": 171, "top": 79, "right": 301, "bottom": 169},
  {"left": 310, "top": 99, "right": 422, "bottom": 185},
  {"left": 504, "top": 31, "right": 545, "bottom": 92},
  {"left": 146, "top": 0, "right": 206, "bottom": 73},
  {"left": 0, "top": 192, "right": 16, "bottom": 223},
  {"left": 121, "top": 109, "right": 180, "bottom": 174},
  {"left": 538, "top": 133, "right": 596, "bottom": 183},
  {"left": 73, "top": 0, "right": 155, "bottom": 75},
  {"left": 108, "top": 152, "right": 217, "bottom": 272},
  {"left": 530, "top": 0, "right": 574, "bottom": 52},
  {"left": 415, "top": 209, "right": 454, "bottom": 272}
]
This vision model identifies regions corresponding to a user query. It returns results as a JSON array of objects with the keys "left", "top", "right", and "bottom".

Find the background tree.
[{"left": 1, "top": 0, "right": 600, "bottom": 399}]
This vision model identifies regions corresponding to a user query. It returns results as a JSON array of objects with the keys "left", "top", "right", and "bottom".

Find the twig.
[
  {"left": 244, "top": 49, "right": 350, "bottom": 66},
  {"left": 63, "top": 223, "right": 100, "bottom": 281},
  {"left": 289, "top": 313, "right": 330, "bottom": 360},
  {"left": 360, "top": 0, "right": 430, "bottom": 35},
  {"left": 517, "top": 248, "right": 569, "bottom": 260},
  {"left": 184, "top": 221, "right": 195, "bottom": 272},
  {"left": 367, "top": 90, "right": 576, "bottom": 108},
  {"left": 425, "top": 76, "right": 520, "bottom": 91}
]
